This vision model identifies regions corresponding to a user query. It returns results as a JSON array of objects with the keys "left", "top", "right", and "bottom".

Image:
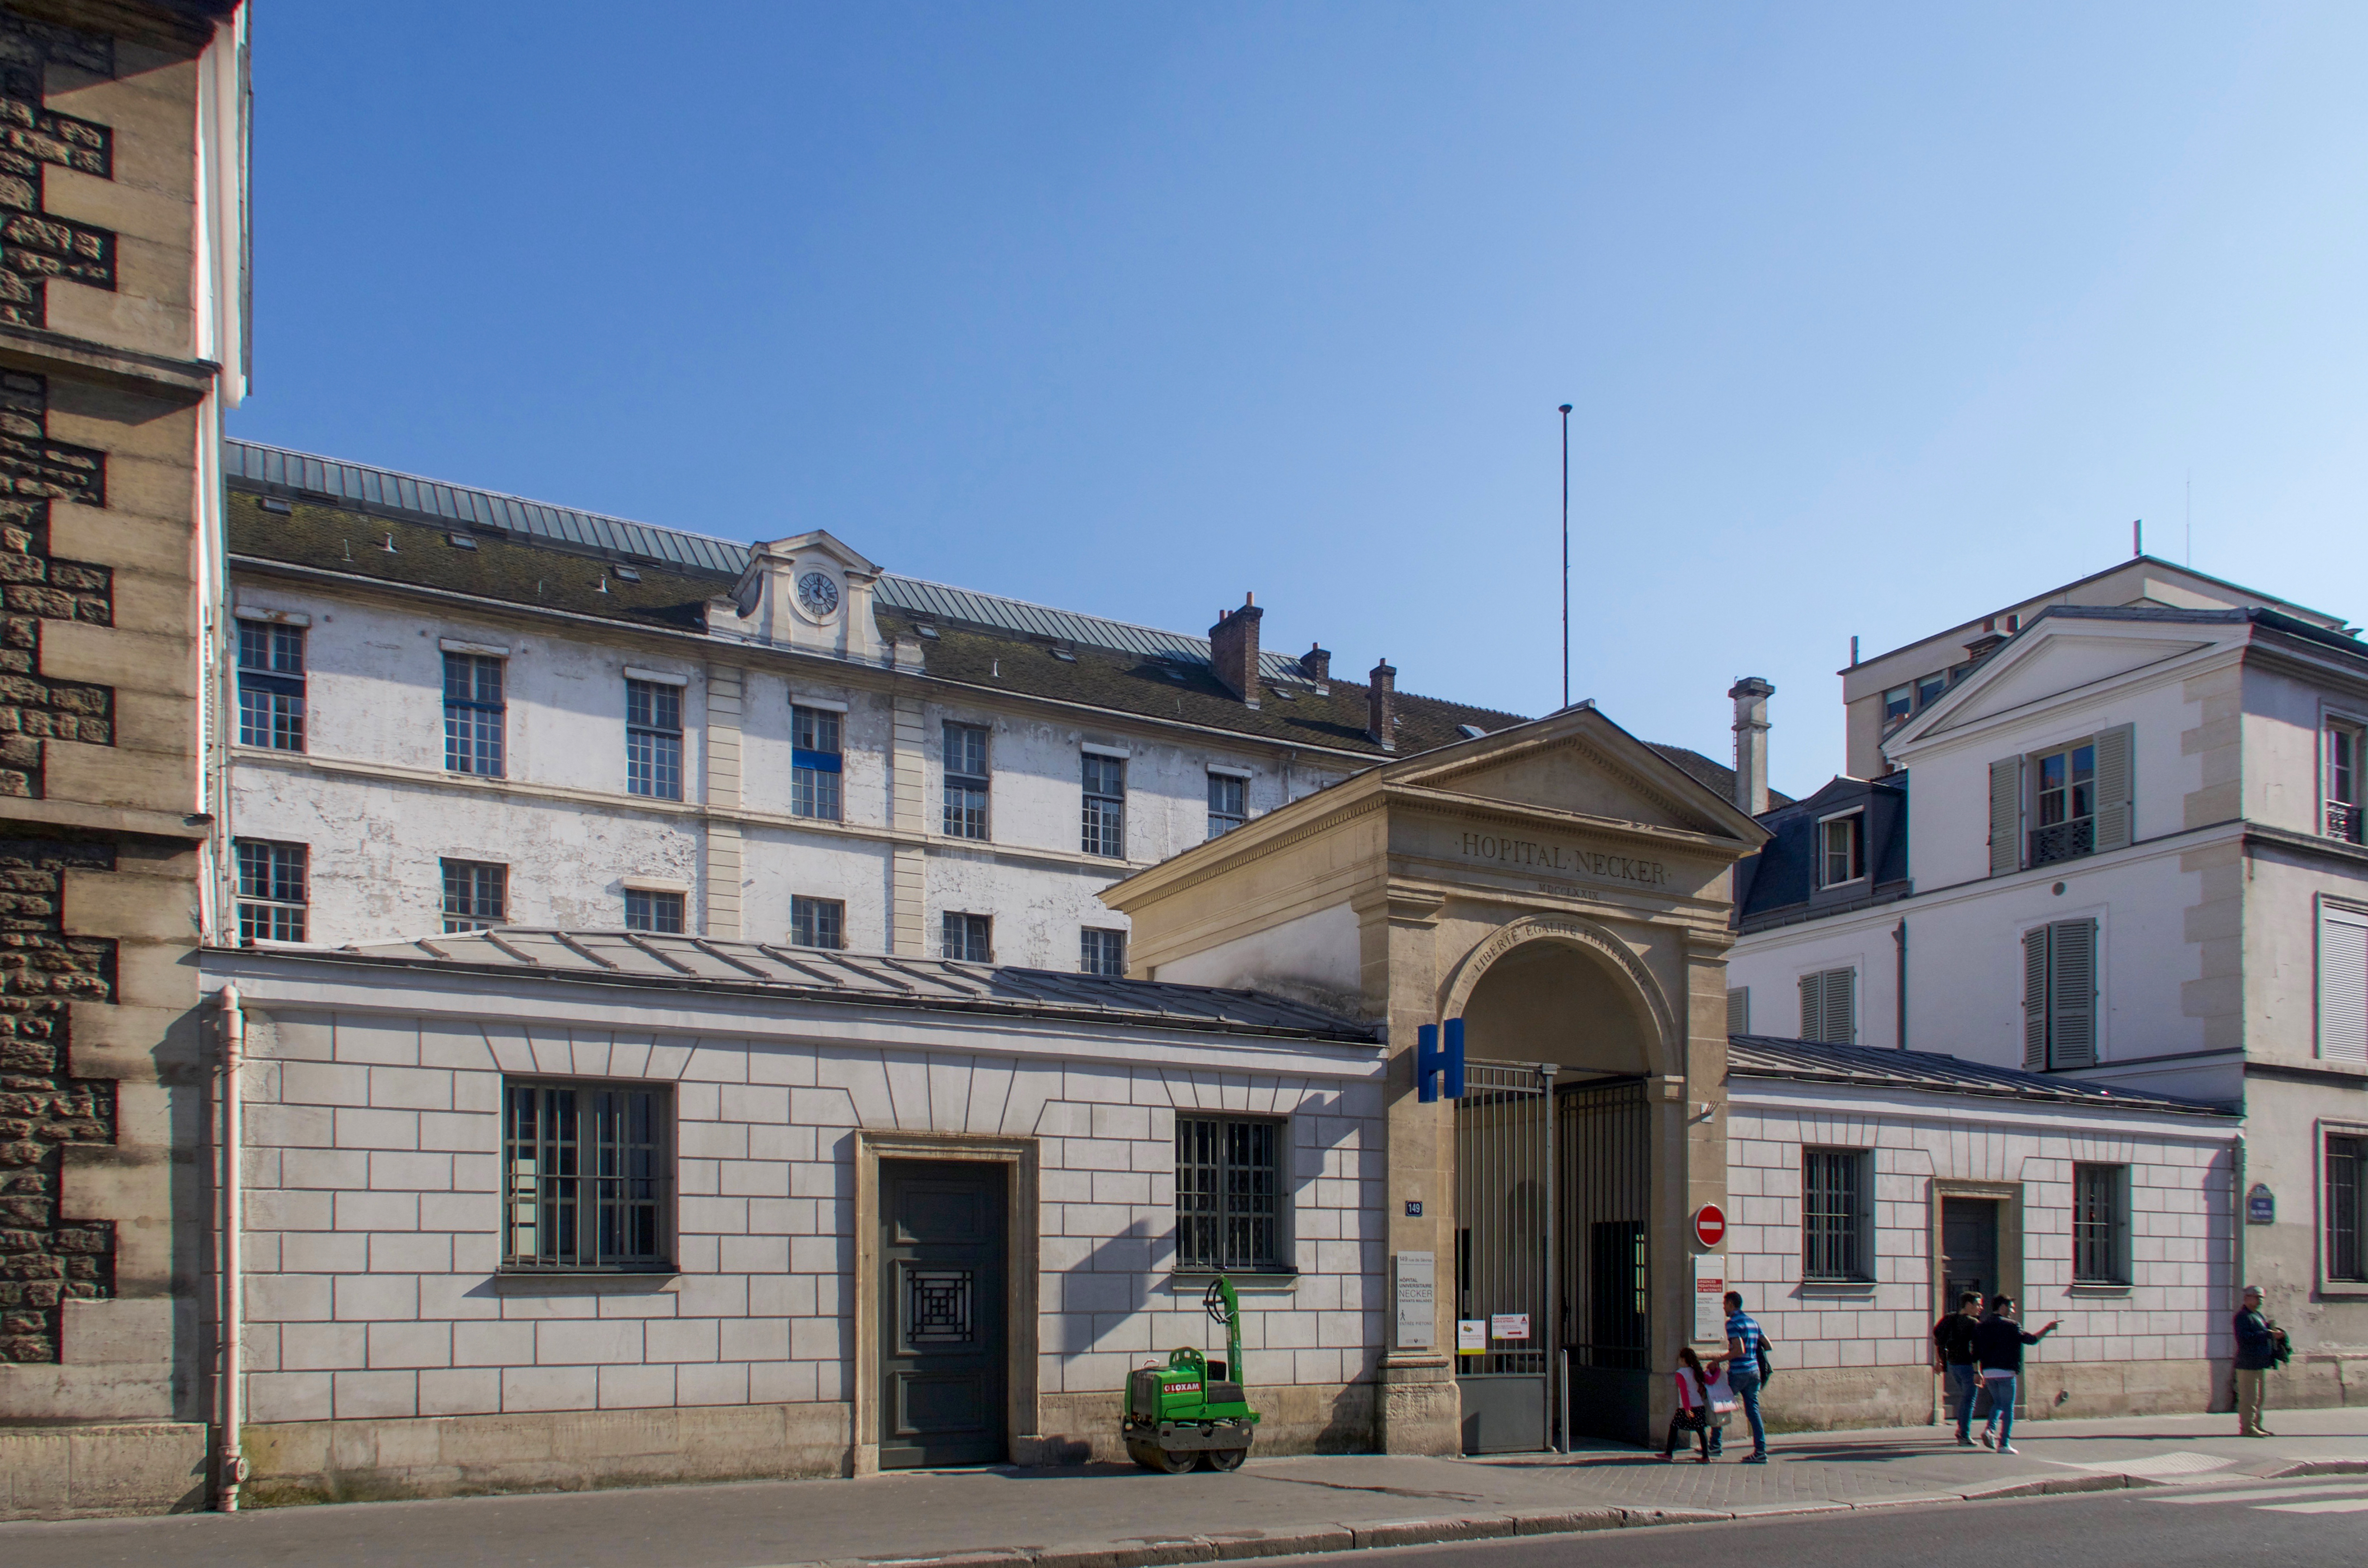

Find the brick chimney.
[
  {"left": 1728, "top": 677, "right": 1773, "bottom": 815},
  {"left": 1368, "top": 659, "right": 1397, "bottom": 750},
  {"left": 1209, "top": 592, "right": 1262, "bottom": 708},
  {"left": 1301, "top": 642, "right": 1331, "bottom": 687}
]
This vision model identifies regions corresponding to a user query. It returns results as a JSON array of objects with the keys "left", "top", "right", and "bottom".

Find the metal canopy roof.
[
  {"left": 1727, "top": 1035, "right": 2229, "bottom": 1116},
  {"left": 286, "top": 929, "right": 1378, "bottom": 1043}
]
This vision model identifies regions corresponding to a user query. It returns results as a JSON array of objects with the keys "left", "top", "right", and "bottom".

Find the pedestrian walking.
[
  {"left": 1932, "top": 1289, "right": 1984, "bottom": 1446},
  {"left": 1971, "top": 1294, "right": 2058, "bottom": 1455},
  {"left": 1722, "top": 1290, "right": 1770, "bottom": 1464},
  {"left": 2232, "top": 1285, "right": 2289, "bottom": 1438},
  {"left": 1662, "top": 1346, "right": 1715, "bottom": 1463}
]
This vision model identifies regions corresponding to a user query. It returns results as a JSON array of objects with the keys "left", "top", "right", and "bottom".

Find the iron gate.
[
  {"left": 1556, "top": 1077, "right": 1651, "bottom": 1446},
  {"left": 1453, "top": 1059, "right": 1554, "bottom": 1453}
]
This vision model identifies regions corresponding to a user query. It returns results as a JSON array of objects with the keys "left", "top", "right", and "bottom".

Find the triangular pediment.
[
  {"left": 1915, "top": 630, "right": 2216, "bottom": 737},
  {"left": 749, "top": 528, "right": 878, "bottom": 576},
  {"left": 1402, "top": 710, "right": 1764, "bottom": 843}
]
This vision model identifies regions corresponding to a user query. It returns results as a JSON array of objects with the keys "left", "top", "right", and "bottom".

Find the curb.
[{"left": 2261, "top": 1457, "right": 2368, "bottom": 1480}]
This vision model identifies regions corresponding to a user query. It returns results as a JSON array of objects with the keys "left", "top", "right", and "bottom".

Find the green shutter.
[
  {"left": 2093, "top": 723, "right": 2135, "bottom": 852},
  {"left": 1799, "top": 971, "right": 1825, "bottom": 1042},
  {"left": 1990, "top": 757, "right": 2023, "bottom": 876},
  {"left": 2023, "top": 926, "right": 2049, "bottom": 1069},
  {"left": 2050, "top": 918, "right": 2098, "bottom": 1069}
]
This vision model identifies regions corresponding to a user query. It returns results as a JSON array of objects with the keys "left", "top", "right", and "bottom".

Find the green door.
[{"left": 880, "top": 1161, "right": 1007, "bottom": 1468}]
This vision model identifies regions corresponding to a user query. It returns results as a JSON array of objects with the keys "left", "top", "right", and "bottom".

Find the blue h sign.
[{"left": 1417, "top": 1018, "right": 1466, "bottom": 1102}]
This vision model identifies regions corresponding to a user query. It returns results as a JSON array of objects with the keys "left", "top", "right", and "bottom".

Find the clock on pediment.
[{"left": 794, "top": 568, "right": 841, "bottom": 621}]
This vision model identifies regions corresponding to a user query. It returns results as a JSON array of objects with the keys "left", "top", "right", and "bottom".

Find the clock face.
[{"left": 795, "top": 570, "right": 841, "bottom": 618}]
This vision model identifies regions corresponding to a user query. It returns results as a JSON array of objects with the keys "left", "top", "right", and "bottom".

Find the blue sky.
[{"left": 234, "top": 3, "right": 2368, "bottom": 796}]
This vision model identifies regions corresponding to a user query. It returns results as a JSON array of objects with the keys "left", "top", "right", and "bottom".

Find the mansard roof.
[{"left": 1727, "top": 1035, "right": 2231, "bottom": 1116}]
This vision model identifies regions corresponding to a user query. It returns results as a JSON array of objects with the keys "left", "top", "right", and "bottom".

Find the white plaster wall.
[
  {"left": 1155, "top": 902, "right": 1361, "bottom": 997},
  {"left": 231, "top": 1008, "right": 1386, "bottom": 1425},
  {"left": 1723, "top": 1090, "right": 2235, "bottom": 1373},
  {"left": 739, "top": 669, "right": 894, "bottom": 830},
  {"left": 2243, "top": 663, "right": 2357, "bottom": 838},
  {"left": 738, "top": 832, "right": 895, "bottom": 952}
]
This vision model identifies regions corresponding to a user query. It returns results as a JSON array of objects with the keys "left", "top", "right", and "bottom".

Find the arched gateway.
[{"left": 1106, "top": 706, "right": 1770, "bottom": 1455}]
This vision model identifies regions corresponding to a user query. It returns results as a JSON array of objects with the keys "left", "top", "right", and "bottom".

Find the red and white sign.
[{"left": 1693, "top": 1204, "right": 1727, "bottom": 1249}]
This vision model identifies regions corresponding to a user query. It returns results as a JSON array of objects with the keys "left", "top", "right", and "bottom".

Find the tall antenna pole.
[{"left": 1559, "top": 403, "right": 1572, "bottom": 709}]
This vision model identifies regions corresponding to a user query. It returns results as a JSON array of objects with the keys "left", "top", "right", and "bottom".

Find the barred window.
[
  {"left": 234, "top": 838, "right": 307, "bottom": 942},
  {"left": 1802, "top": 1147, "right": 1870, "bottom": 1281},
  {"left": 441, "top": 858, "right": 507, "bottom": 932},
  {"left": 443, "top": 653, "right": 505, "bottom": 777},
  {"left": 2072, "top": 1163, "right": 2128, "bottom": 1284},
  {"left": 791, "top": 705, "right": 843, "bottom": 821},
  {"left": 944, "top": 723, "right": 989, "bottom": 839},
  {"left": 503, "top": 1081, "right": 670, "bottom": 1271},
  {"left": 1080, "top": 927, "right": 1126, "bottom": 976},
  {"left": 625, "top": 679, "right": 683, "bottom": 800},
  {"left": 235, "top": 620, "right": 306, "bottom": 751},
  {"left": 623, "top": 888, "right": 684, "bottom": 934},
  {"left": 1176, "top": 1116, "right": 1281, "bottom": 1272},
  {"left": 942, "top": 911, "right": 991, "bottom": 963},
  {"left": 1207, "top": 772, "right": 1247, "bottom": 839},
  {"left": 790, "top": 895, "right": 844, "bottom": 951},
  {"left": 1082, "top": 753, "right": 1126, "bottom": 859},
  {"left": 2330, "top": 1134, "right": 2365, "bottom": 1285}
]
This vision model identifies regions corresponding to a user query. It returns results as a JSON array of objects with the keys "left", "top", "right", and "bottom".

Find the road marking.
[
  {"left": 2060, "top": 1451, "right": 2236, "bottom": 1478},
  {"left": 2256, "top": 1498, "right": 2368, "bottom": 1514},
  {"left": 2153, "top": 1483, "right": 2368, "bottom": 1506}
]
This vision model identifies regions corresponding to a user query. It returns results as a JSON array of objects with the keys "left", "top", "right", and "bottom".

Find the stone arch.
[{"left": 1436, "top": 913, "right": 1679, "bottom": 1080}]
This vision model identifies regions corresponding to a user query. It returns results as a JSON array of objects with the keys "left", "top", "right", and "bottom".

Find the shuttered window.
[
  {"left": 1798, "top": 968, "right": 1855, "bottom": 1045},
  {"left": 2023, "top": 918, "right": 2098, "bottom": 1070},
  {"left": 1988, "top": 756, "right": 2023, "bottom": 876},
  {"left": 1726, "top": 987, "right": 1750, "bottom": 1036},
  {"left": 1802, "top": 1148, "right": 1870, "bottom": 1281},
  {"left": 2321, "top": 904, "right": 2368, "bottom": 1065}
]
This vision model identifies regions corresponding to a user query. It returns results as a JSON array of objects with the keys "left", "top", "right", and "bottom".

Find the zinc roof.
[{"left": 1727, "top": 1035, "right": 2229, "bottom": 1116}]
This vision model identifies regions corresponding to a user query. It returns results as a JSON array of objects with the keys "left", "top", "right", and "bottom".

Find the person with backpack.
[
  {"left": 1721, "top": 1290, "right": 1772, "bottom": 1464},
  {"left": 1662, "top": 1346, "right": 1716, "bottom": 1463},
  {"left": 1932, "top": 1290, "right": 1985, "bottom": 1446},
  {"left": 1972, "top": 1294, "right": 2058, "bottom": 1454},
  {"left": 2233, "top": 1285, "right": 2290, "bottom": 1437}
]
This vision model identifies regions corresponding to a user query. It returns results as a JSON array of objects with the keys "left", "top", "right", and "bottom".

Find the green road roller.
[{"left": 1123, "top": 1277, "right": 1260, "bottom": 1473}]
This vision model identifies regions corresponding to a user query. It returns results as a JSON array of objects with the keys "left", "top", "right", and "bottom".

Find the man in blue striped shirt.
[{"left": 1723, "top": 1291, "right": 1770, "bottom": 1463}]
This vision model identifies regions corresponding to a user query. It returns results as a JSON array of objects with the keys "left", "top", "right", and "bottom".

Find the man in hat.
[{"left": 2233, "top": 1285, "right": 2288, "bottom": 1438}]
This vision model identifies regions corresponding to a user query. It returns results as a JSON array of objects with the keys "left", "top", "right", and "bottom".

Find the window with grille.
[
  {"left": 443, "top": 653, "right": 505, "bottom": 777},
  {"left": 943, "top": 723, "right": 989, "bottom": 839},
  {"left": 1081, "top": 927, "right": 1126, "bottom": 976},
  {"left": 503, "top": 1081, "right": 670, "bottom": 1271},
  {"left": 942, "top": 911, "right": 991, "bottom": 963},
  {"left": 1082, "top": 753, "right": 1126, "bottom": 858},
  {"left": 2330, "top": 720, "right": 2364, "bottom": 844},
  {"left": 2072, "top": 1163, "right": 2128, "bottom": 1284},
  {"left": 1176, "top": 1116, "right": 1282, "bottom": 1272},
  {"left": 791, "top": 705, "right": 843, "bottom": 820},
  {"left": 2323, "top": 903, "right": 2368, "bottom": 1065},
  {"left": 790, "top": 895, "right": 843, "bottom": 950},
  {"left": 234, "top": 838, "right": 307, "bottom": 942},
  {"left": 441, "top": 858, "right": 507, "bottom": 932},
  {"left": 2030, "top": 739, "right": 2097, "bottom": 867},
  {"left": 1802, "top": 1147, "right": 1870, "bottom": 1281},
  {"left": 625, "top": 679, "right": 683, "bottom": 800},
  {"left": 2329, "top": 1134, "right": 2364, "bottom": 1284},
  {"left": 1797, "top": 967, "right": 1855, "bottom": 1044},
  {"left": 2023, "top": 918, "right": 2099, "bottom": 1070},
  {"left": 1817, "top": 812, "right": 1863, "bottom": 887},
  {"left": 235, "top": 620, "right": 306, "bottom": 751},
  {"left": 624, "top": 888, "right": 683, "bottom": 933},
  {"left": 1207, "top": 772, "right": 1247, "bottom": 839}
]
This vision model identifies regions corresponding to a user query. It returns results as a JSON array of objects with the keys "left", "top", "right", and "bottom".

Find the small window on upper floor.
[
  {"left": 442, "top": 858, "right": 508, "bottom": 933},
  {"left": 2328, "top": 718, "right": 2363, "bottom": 845},
  {"left": 235, "top": 838, "right": 307, "bottom": 942},
  {"left": 1207, "top": 772, "right": 1247, "bottom": 839},
  {"left": 1082, "top": 753, "right": 1126, "bottom": 859},
  {"left": 942, "top": 911, "right": 992, "bottom": 964},
  {"left": 1915, "top": 672, "right": 1948, "bottom": 709},
  {"left": 791, "top": 705, "right": 843, "bottom": 821},
  {"left": 943, "top": 723, "right": 990, "bottom": 840},
  {"left": 1882, "top": 685, "right": 1912, "bottom": 725},
  {"left": 790, "top": 895, "right": 844, "bottom": 951},
  {"left": 624, "top": 888, "right": 685, "bottom": 934},
  {"left": 1817, "top": 811, "right": 1864, "bottom": 889},
  {"left": 625, "top": 679, "right": 683, "bottom": 800},
  {"left": 236, "top": 620, "right": 306, "bottom": 751},
  {"left": 1081, "top": 927, "right": 1126, "bottom": 977},
  {"left": 443, "top": 653, "right": 505, "bottom": 777}
]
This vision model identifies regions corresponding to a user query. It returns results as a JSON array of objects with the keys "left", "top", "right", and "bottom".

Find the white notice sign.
[
  {"left": 1457, "top": 1319, "right": 1486, "bottom": 1353},
  {"left": 1395, "top": 1251, "right": 1436, "bottom": 1350},
  {"left": 1693, "top": 1253, "right": 1727, "bottom": 1342},
  {"left": 1489, "top": 1313, "right": 1530, "bottom": 1341}
]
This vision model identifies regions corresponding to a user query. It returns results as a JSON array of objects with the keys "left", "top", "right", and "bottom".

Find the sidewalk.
[{"left": 4, "top": 1408, "right": 2365, "bottom": 1568}]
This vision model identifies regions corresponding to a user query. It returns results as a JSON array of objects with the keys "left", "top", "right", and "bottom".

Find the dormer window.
[{"left": 1817, "top": 810, "right": 1864, "bottom": 889}]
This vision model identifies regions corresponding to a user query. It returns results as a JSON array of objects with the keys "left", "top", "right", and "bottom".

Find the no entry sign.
[{"left": 1693, "top": 1204, "right": 1727, "bottom": 1249}]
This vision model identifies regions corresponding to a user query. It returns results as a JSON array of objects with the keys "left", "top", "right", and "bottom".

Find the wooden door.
[{"left": 879, "top": 1161, "right": 1007, "bottom": 1468}]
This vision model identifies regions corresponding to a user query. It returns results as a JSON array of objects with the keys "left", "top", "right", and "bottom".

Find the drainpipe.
[
  {"left": 1893, "top": 919, "right": 1908, "bottom": 1050},
  {"left": 2229, "top": 1130, "right": 2246, "bottom": 1383},
  {"left": 217, "top": 983, "right": 247, "bottom": 1511}
]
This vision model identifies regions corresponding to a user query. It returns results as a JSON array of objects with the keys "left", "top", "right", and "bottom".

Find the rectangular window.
[
  {"left": 235, "top": 620, "right": 306, "bottom": 751},
  {"left": 1176, "top": 1116, "right": 1281, "bottom": 1272},
  {"left": 1915, "top": 672, "right": 1947, "bottom": 708},
  {"left": 625, "top": 679, "right": 683, "bottom": 800},
  {"left": 791, "top": 705, "right": 843, "bottom": 821},
  {"left": 2330, "top": 1134, "right": 2364, "bottom": 1285},
  {"left": 1797, "top": 967, "right": 1855, "bottom": 1045},
  {"left": 1082, "top": 753, "right": 1126, "bottom": 858},
  {"left": 942, "top": 911, "right": 992, "bottom": 963},
  {"left": 2072, "top": 1163, "right": 2128, "bottom": 1284},
  {"left": 943, "top": 723, "right": 989, "bottom": 839},
  {"left": 2023, "top": 918, "right": 2099, "bottom": 1070},
  {"left": 234, "top": 838, "right": 307, "bottom": 942},
  {"left": 1818, "top": 812, "right": 1863, "bottom": 887},
  {"left": 1081, "top": 927, "right": 1126, "bottom": 976},
  {"left": 441, "top": 858, "right": 507, "bottom": 933},
  {"left": 790, "top": 895, "right": 844, "bottom": 950},
  {"left": 1726, "top": 986, "right": 1750, "bottom": 1036},
  {"left": 2330, "top": 720, "right": 2364, "bottom": 844},
  {"left": 443, "top": 653, "right": 506, "bottom": 777},
  {"left": 503, "top": 1081, "right": 670, "bottom": 1271},
  {"left": 2323, "top": 903, "right": 2368, "bottom": 1065},
  {"left": 1207, "top": 772, "right": 1247, "bottom": 839},
  {"left": 1801, "top": 1148, "right": 1870, "bottom": 1281},
  {"left": 1882, "top": 685, "right": 1912, "bottom": 724},
  {"left": 2030, "top": 739, "right": 2097, "bottom": 867},
  {"left": 623, "top": 888, "right": 684, "bottom": 934}
]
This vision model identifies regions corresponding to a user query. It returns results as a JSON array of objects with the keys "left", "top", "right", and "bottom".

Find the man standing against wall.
[{"left": 2233, "top": 1285, "right": 2288, "bottom": 1438}]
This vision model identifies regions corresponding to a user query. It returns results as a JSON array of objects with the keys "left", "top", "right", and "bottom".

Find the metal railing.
[
  {"left": 2330, "top": 801, "right": 2363, "bottom": 845},
  {"left": 2028, "top": 817, "right": 2095, "bottom": 868}
]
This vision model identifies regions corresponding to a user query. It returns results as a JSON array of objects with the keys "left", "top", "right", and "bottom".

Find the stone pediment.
[
  {"left": 1400, "top": 713, "right": 1761, "bottom": 844},
  {"left": 1914, "top": 631, "right": 2215, "bottom": 736}
]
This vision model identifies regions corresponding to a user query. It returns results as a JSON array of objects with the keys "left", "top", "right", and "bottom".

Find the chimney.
[
  {"left": 1368, "top": 659, "right": 1397, "bottom": 750},
  {"left": 1209, "top": 592, "right": 1262, "bottom": 708},
  {"left": 1728, "top": 677, "right": 1774, "bottom": 815},
  {"left": 1301, "top": 642, "right": 1331, "bottom": 687},
  {"left": 1964, "top": 631, "right": 2006, "bottom": 661}
]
